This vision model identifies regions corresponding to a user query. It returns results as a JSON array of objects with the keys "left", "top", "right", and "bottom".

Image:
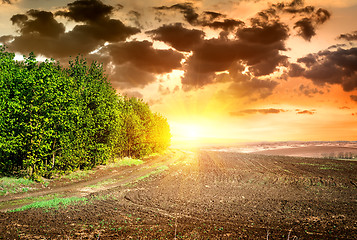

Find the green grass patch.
[
  {"left": 0, "top": 193, "right": 63, "bottom": 209},
  {"left": 0, "top": 177, "right": 35, "bottom": 196},
  {"left": 8, "top": 196, "right": 88, "bottom": 212},
  {"left": 62, "top": 170, "right": 93, "bottom": 180},
  {"left": 110, "top": 157, "right": 144, "bottom": 167},
  {"left": 137, "top": 165, "right": 169, "bottom": 181}
]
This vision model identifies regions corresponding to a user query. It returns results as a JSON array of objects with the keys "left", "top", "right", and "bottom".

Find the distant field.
[{"left": 254, "top": 145, "right": 357, "bottom": 158}]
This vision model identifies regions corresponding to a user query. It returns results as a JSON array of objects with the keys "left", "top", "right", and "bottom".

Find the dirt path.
[{"left": 0, "top": 150, "right": 186, "bottom": 211}]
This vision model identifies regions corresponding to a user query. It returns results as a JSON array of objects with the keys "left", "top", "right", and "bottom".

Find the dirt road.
[{"left": 1, "top": 149, "right": 357, "bottom": 239}]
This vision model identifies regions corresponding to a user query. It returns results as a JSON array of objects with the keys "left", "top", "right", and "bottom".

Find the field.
[{"left": 1, "top": 147, "right": 357, "bottom": 239}]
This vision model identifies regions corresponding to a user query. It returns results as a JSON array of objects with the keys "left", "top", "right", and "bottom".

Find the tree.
[{"left": 0, "top": 46, "right": 171, "bottom": 179}]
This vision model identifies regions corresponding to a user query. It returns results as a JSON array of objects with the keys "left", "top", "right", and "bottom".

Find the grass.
[
  {"left": 110, "top": 157, "right": 144, "bottom": 167},
  {"left": 8, "top": 196, "right": 88, "bottom": 212},
  {"left": 0, "top": 193, "right": 64, "bottom": 209},
  {"left": 62, "top": 170, "right": 93, "bottom": 180},
  {"left": 0, "top": 177, "right": 35, "bottom": 196}
]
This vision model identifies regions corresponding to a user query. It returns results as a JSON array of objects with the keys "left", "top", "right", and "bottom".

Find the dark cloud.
[
  {"left": 147, "top": 23, "right": 205, "bottom": 52},
  {"left": 181, "top": 20, "right": 288, "bottom": 89},
  {"left": 11, "top": 10, "right": 65, "bottom": 38},
  {"left": 55, "top": 0, "right": 113, "bottom": 23},
  {"left": 230, "top": 108, "right": 287, "bottom": 116},
  {"left": 263, "top": 0, "right": 331, "bottom": 41},
  {"left": 351, "top": 95, "right": 357, "bottom": 102},
  {"left": 291, "top": 48, "right": 357, "bottom": 92},
  {"left": 0, "top": 35, "right": 14, "bottom": 44},
  {"left": 292, "top": 8, "right": 330, "bottom": 41},
  {"left": 1, "top": 0, "right": 12, "bottom": 4},
  {"left": 104, "top": 40, "right": 183, "bottom": 74},
  {"left": 204, "top": 19, "right": 244, "bottom": 31},
  {"left": 154, "top": 3, "right": 243, "bottom": 32},
  {"left": 237, "top": 22, "right": 289, "bottom": 45},
  {"left": 55, "top": 0, "right": 139, "bottom": 42},
  {"left": 293, "top": 18, "right": 315, "bottom": 41},
  {"left": 338, "top": 31, "right": 357, "bottom": 41},
  {"left": 155, "top": 3, "right": 199, "bottom": 25},
  {"left": 4, "top": 1, "right": 139, "bottom": 59},
  {"left": 297, "top": 53, "right": 316, "bottom": 67},
  {"left": 296, "top": 109, "right": 316, "bottom": 115},
  {"left": 288, "top": 63, "right": 305, "bottom": 77},
  {"left": 328, "top": 44, "right": 348, "bottom": 50},
  {"left": 110, "top": 63, "right": 156, "bottom": 89},
  {"left": 203, "top": 11, "right": 225, "bottom": 21}
]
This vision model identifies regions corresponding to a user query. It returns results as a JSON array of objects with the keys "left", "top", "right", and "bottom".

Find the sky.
[{"left": 1, "top": 0, "right": 357, "bottom": 143}]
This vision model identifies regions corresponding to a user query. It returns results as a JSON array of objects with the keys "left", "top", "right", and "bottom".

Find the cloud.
[
  {"left": 298, "top": 84, "right": 324, "bottom": 97},
  {"left": 339, "top": 106, "right": 351, "bottom": 109},
  {"left": 236, "top": 22, "right": 289, "bottom": 45},
  {"left": 293, "top": 18, "right": 315, "bottom": 41},
  {"left": 290, "top": 47, "right": 357, "bottom": 92},
  {"left": 11, "top": 10, "right": 65, "bottom": 38},
  {"left": 147, "top": 23, "right": 205, "bottom": 52},
  {"left": 104, "top": 40, "right": 183, "bottom": 74},
  {"left": 0, "top": 35, "right": 14, "bottom": 44},
  {"left": 55, "top": 0, "right": 114, "bottom": 23},
  {"left": 296, "top": 109, "right": 316, "bottom": 115},
  {"left": 3, "top": 1, "right": 139, "bottom": 59},
  {"left": 259, "top": 0, "right": 331, "bottom": 41},
  {"left": 181, "top": 21, "right": 288, "bottom": 89},
  {"left": 230, "top": 108, "right": 287, "bottom": 116},
  {"left": 110, "top": 63, "right": 156, "bottom": 89},
  {"left": 1, "top": 0, "right": 11, "bottom": 4},
  {"left": 288, "top": 63, "right": 305, "bottom": 77},
  {"left": 154, "top": 2, "right": 243, "bottom": 32},
  {"left": 351, "top": 95, "right": 357, "bottom": 102},
  {"left": 158, "top": 84, "right": 171, "bottom": 95},
  {"left": 223, "top": 78, "right": 279, "bottom": 100},
  {"left": 204, "top": 19, "right": 244, "bottom": 31},
  {"left": 338, "top": 31, "right": 357, "bottom": 41},
  {"left": 154, "top": 3, "right": 199, "bottom": 25}
]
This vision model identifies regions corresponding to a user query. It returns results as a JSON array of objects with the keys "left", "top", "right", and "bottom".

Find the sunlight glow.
[{"left": 170, "top": 122, "right": 204, "bottom": 142}]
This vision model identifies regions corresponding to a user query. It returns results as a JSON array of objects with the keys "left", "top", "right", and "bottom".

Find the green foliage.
[
  {"left": 111, "top": 157, "right": 144, "bottom": 167},
  {"left": 0, "top": 177, "right": 35, "bottom": 196},
  {"left": 0, "top": 46, "right": 171, "bottom": 179},
  {"left": 8, "top": 196, "right": 88, "bottom": 212}
]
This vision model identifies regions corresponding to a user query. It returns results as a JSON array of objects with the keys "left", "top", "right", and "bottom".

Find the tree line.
[{"left": 0, "top": 46, "right": 171, "bottom": 180}]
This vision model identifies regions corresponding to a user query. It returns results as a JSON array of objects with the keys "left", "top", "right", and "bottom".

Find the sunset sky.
[{"left": 1, "top": 0, "right": 357, "bottom": 143}]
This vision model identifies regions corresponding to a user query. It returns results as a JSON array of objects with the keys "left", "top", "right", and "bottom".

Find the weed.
[
  {"left": 110, "top": 157, "right": 144, "bottom": 167},
  {"left": 62, "top": 170, "right": 93, "bottom": 180},
  {"left": 0, "top": 177, "right": 35, "bottom": 196},
  {"left": 8, "top": 196, "right": 88, "bottom": 212}
]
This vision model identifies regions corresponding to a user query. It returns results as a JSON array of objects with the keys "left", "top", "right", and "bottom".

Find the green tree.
[{"left": 0, "top": 46, "right": 171, "bottom": 179}]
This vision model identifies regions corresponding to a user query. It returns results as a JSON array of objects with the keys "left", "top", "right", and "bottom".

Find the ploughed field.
[{"left": 1, "top": 150, "right": 357, "bottom": 239}]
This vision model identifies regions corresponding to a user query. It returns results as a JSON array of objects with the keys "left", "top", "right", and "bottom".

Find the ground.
[{"left": 0, "top": 146, "right": 357, "bottom": 239}]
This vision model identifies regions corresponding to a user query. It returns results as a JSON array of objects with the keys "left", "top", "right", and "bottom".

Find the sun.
[
  {"left": 170, "top": 121, "right": 203, "bottom": 142},
  {"left": 183, "top": 124, "right": 201, "bottom": 140}
]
